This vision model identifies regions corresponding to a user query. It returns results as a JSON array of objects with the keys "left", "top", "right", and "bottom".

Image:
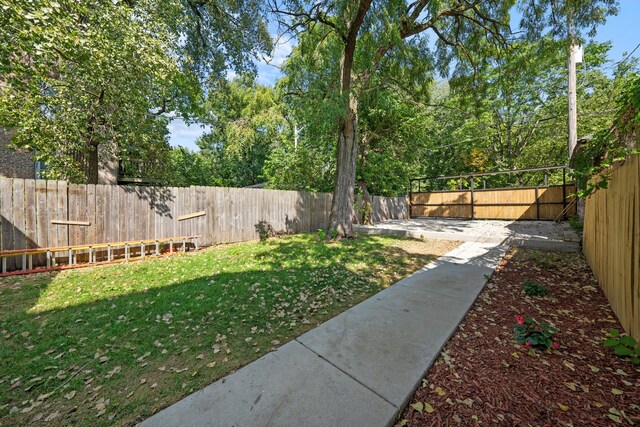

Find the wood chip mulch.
[{"left": 400, "top": 248, "right": 640, "bottom": 426}]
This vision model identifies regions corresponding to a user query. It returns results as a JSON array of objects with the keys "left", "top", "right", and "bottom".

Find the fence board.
[
  {"left": 1, "top": 178, "right": 14, "bottom": 270},
  {"left": 35, "top": 180, "right": 48, "bottom": 264},
  {"left": 12, "top": 180, "right": 26, "bottom": 261},
  {"left": 583, "top": 155, "right": 639, "bottom": 339}
]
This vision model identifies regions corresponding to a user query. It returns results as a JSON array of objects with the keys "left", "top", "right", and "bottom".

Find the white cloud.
[{"left": 167, "top": 117, "right": 210, "bottom": 152}]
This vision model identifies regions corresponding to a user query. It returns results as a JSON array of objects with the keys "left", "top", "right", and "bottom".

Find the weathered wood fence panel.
[
  {"left": 583, "top": 155, "right": 640, "bottom": 339},
  {"left": 0, "top": 180, "right": 407, "bottom": 271},
  {"left": 410, "top": 184, "right": 577, "bottom": 220}
]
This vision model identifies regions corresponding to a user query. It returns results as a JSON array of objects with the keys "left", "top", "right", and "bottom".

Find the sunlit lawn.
[{"left": 0, "top": 233, "right": 459, "bottom": 426}]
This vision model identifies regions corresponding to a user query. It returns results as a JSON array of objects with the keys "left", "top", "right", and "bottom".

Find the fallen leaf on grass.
[
  {"left": 588, "top": 364, "right": 600, "bottom": 372},
  {"left": 562, "top": 360, "right": 575, "bottom": 371},
  {"left": 434, "top": 386, "right": 446, "bottom": 396},
  {"left": 557, "top": 403, "right": 569, "bottom": 411},
  {"left": 44, "top": 412, "right": 59, "bottom": 422},
  {"left": 564, "top": 382, "right": 577, "bottom": 391},
  {"left": 611, "top": 388, "right": 624, "bottom": 395},
  {"left": 64, "top": 391, "right": 76, "bottom": 400}
]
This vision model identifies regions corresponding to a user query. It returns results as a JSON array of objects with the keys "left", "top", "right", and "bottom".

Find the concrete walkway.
[
  {"left": 355, "top": 218, "right": 580, "bottom": 252},
  {"left": 141, "top": 241, "right": 508, "bottom": 427}
]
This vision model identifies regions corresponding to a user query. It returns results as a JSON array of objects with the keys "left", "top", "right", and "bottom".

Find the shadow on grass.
[{"left": 0, "top": 234, "right": 444, "bottom": 426}]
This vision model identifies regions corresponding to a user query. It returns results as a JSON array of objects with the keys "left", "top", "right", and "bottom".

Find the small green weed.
[
  {"left": 604, "top": 329, "right": 640, "bottom": 365},
  {"left": 522, "top": 279, "right": 551, "bottom": 297},
  {"left": 568, "top": 215, "right": 583, "bottom": 231}
]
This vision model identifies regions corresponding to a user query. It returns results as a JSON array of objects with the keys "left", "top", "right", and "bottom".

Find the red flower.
[
  {"left": 515, "top": 315, "right": 525, "bottom": 326},
  {"left": 551, "top": 342, "right": 560, "bottom": 350},
  {"left": 525, "top": 341, "right": 532, "bottom": 348}
]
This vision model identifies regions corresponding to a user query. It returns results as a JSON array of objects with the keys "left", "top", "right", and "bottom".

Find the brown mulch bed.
[{"left": 400, "top": 248, "right": 640, "bottom": 426}]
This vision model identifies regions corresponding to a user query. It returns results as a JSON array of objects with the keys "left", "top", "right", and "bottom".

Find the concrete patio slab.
[
  {"left": 355, "top": 218, "right": 580, "bottom": 252},
  {"left": 139, "top": 340, "right": 396, "bottom": 427}
]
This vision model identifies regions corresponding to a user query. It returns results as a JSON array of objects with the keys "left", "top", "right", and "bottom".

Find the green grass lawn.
[{"left": 0, "top": 233, "right": 458, "bottom": 426}]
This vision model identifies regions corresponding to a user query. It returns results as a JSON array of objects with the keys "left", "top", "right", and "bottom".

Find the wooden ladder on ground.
[{"left": 0, "top": 235, "right": 201, "bottom": 276}]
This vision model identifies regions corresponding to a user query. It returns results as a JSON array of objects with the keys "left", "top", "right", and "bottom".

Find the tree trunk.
[
  {"left": 326, "top": 0, "right": 371, "bottom": 238},
  {"left": 329, "top": 94, "right": 359, "bottom": 237}
]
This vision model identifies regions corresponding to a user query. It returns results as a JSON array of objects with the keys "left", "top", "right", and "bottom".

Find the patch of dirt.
[
  {"left": 391, "top": 238, "right": 461, "bottom": 256},
  {"left": 400, "top": 248, "right": 640, "bottom": 426}
]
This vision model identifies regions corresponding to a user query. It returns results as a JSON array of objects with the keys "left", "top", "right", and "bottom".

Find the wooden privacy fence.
[
  {"left": 583, "top": 155, "right": 640, "bottom": 339},
  {"left": 0, "top": 178, "right": 407, "bottom": 272},
  {"left": 409, "top": 166, "right": 577, "bottom": 220}
]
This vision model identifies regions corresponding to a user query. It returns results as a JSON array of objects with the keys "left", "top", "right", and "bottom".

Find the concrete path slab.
[
  {"left": 354, "top": 218, "right": 580, "bottom": 252},
  {"left": 140, "top": 241, "right": 508, "bottom": 427},
  {"left": 140, "top": 340, "right": 396, "bottom": 427}
]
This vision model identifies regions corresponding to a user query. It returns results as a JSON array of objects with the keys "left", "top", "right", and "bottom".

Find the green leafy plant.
[
  {"left": 330, "top": 229, "right": 339, "bottom": 240},
  {"left": 604, "top": 329, "right": 640, "bottom": 365},
  {"left": 514, "top": 315, "right": 559, "bottom": 350},
  {"left": 315, "top": 229, "right": 326, "bottom": 240},
  {"left": 568, "top": 215, "right": 583, "bottom": 231},
  {"left": 522, "top": 280, "right": 551, "bottom": 297}
]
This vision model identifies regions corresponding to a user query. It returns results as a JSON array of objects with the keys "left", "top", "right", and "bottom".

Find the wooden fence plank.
[
  {"left": 86, "top": 184, "right": 97, "bottom": 245},
  {"left": 25, "top": 179, "right": 37, "bottom": 251},
  {"left": 12, "top": 180, "right": 26, "bottom": 262},
  {"left": 1, "top": 177, "right": 15, "bottom": 270},
  {"left": 35, "top": 180, "right": 48, "bottom": 264}
]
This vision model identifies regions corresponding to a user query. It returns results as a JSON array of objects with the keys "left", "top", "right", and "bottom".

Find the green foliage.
[
  {"left": 573, "top": 74, "right": 640, "bottom": 197},
  {"left": 603, "top": 329, "right": 640, "bottom": 365},
  {"left": 163, "top": 147, "right": 214, "bottom": 187},
  {"left": 198, "top": 75, "right": 290, "bottom": 188},
  {"left": 521, "top": 280, "right": 551, "bottom": 297},
  {"left": 0, "top": 0, "right": 269, "bottom": 182},
  {"left": 514, "top": 315, "right": 558, "bottom": 350},
  {"left": 568, "top": 215, "right": 583, "bottom": 231}
]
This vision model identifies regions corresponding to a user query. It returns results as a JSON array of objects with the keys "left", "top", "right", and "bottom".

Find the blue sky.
[{"left": 167, "top": 0, "right": 640, "bottom": 151}]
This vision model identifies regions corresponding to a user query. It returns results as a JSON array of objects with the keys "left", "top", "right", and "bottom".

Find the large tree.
[
  {"left": 0, "top": 0, "right": 270, "bottom": 183},
  {"left": 270, "top": 0, "right": 617, "bottom": 237}
]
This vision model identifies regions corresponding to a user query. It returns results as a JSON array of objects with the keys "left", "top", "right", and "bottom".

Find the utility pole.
[
  {"left": 567, "top": 43, "right": 578, "bottom": 159},
  {"left": 567, "top": 44, "right": 583, "bottom": 159},
  {"left": 566, "top": 9, "right": 582, "bottom": 161}
]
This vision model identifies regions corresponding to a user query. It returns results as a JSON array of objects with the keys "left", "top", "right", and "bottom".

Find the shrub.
[
  {"left": 568, "top": 215, "right": 583, "bottom": 231},
  {"left": 514, "top": 315, "right": 559, "bottom": 350},
  {"left": 522, "top": 280, "right": 551, "bottom": 297},
  {"left": 604, "top": 329, "right": 640, "bottom": 365}
]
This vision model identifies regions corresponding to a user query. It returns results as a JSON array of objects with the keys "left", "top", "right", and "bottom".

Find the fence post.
[
  {"left": 408, "top": 179, "right": 413, "bottom": 219},
  {"left": 470, "top": 177, "right": 475, "bottom": 220},
  {"left": 562, "top": 168, "right": 567, "bottom": 220}
]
